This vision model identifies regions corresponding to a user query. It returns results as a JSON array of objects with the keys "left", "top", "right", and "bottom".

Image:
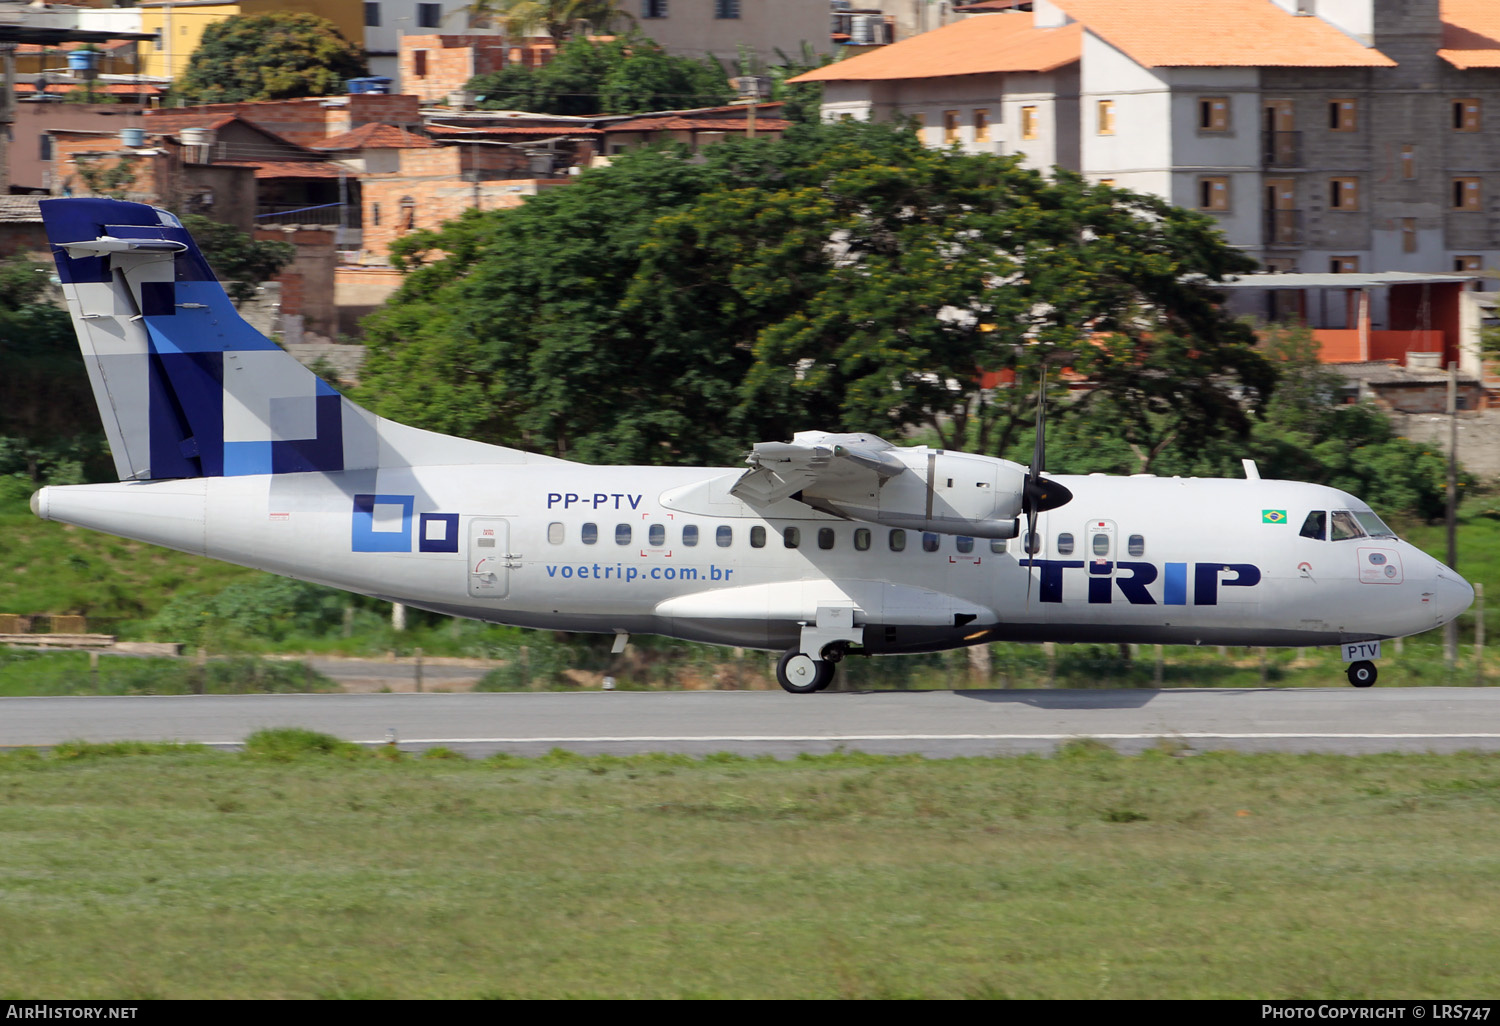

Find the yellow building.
[{"left": 137, "top": 0, "right": 365, "bottom": 81}]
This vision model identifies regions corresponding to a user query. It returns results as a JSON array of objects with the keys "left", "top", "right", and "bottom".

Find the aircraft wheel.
[
  {"left": 777, "top": 650, "right": 827, "bottom": 694},
  {"left": 812, "top": 659, "right": 836, "bottom": 692},
  {"left": 1346, "top": 660, "right": 1378, "bottom": 688}
]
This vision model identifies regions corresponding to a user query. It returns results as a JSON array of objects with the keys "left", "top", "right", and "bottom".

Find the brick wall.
[
  {"left": 399, "top": 34, "right": 555, "bottom": 103},
  {"left": 256, "top": 226, "right": 337, "bottom": 337},
  {"left": 142, "top": 94, "right": 424, "bottom": 147},
  {"left": 50, "top": 133, "right": 164, "bottom": 204},
  {"left": 359, "top": 142, "right": 565, "bottom": 262}
]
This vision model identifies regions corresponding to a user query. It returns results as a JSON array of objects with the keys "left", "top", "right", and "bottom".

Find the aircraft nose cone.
[{"left": 1432, "top": 569, "right": 1474, "bottom": 626}]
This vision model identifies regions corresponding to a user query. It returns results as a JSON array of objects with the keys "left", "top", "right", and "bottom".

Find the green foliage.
[
  {"left": 72, "top": 155, "right": 138, "bottom": 199},
  {"left": 174, "top": 12, "right": 367, "bottom": 104},
  {"left": 0, "top": 649, "right": 338, "bottom": 697},
  {"left": 145, "top": 576, "right": 374, "bottom": 648},
  {"left": 0, "top": 256, "right": 112, "bottom": 486},
  {"left": 467, "top": 34, "right": 730, "bottom": 115},
  {"left": 467, "top": 0, "right": 636, "bottom": 41},
  {"left": 179, "top": 215, "right": 296, "bottom": 307},
  {"left": 362, "top": 120, "right": 1267, "bottom": 467},
  {"left": 243, "top": 727, "right": 361, "bottom": 760}
]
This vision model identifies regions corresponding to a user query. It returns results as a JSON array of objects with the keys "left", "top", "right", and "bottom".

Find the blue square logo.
[
  {"left": 418, "top": 513, "right": 460, "bottom": 553},
  {"left": 351, "top": 493, "right": 414, "bottom": 552}
]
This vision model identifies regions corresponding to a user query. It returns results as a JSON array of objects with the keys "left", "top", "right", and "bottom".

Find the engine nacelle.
[{"left": 802, "top": 447, "right": 1027, "bottom": 539}]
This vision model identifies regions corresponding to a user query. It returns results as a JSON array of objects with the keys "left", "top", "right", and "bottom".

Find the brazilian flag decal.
[{"left": 1262, "top": 510, "right": 1288, "bottom": 524}]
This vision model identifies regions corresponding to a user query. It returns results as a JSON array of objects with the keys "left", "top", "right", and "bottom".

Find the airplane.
[{"left": 28, "top": 197, "right": 1475, "bottom": 692}]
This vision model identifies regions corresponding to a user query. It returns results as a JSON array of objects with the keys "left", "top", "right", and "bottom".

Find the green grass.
[
  {"left": 0, "top": 737, "right": 1496, "bottom": 998},
  {"left": 0, "top": 650, "right": 339, "bottom": 696}
]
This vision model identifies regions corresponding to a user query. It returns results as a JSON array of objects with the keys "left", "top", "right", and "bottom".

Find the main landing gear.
[
  {"left": 1346, "top": 660, "right": 1378, "bottom": 687},
  {"left": 776, "top": 648, "right": 837, "bottom": 694}
]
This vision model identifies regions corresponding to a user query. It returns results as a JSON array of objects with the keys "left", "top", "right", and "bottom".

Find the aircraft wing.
[{"left": 730, "top": 431, "right": 904, "bottom": 506}]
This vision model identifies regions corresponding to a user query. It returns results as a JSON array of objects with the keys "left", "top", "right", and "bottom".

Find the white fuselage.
[{"left": 34, "top": 462, "right": 1473, "bottom": 655}]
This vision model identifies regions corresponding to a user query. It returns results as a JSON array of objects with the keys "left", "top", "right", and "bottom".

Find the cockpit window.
[
  {"left": 1299, "top": 511, "right": 1326, "bottom": 541},
  {"left": 1330, "top": 510, "right": 1364, "bottom": 541},
  {"left": 1354, "top": 511, "right": 1396, "bottom": 538}
]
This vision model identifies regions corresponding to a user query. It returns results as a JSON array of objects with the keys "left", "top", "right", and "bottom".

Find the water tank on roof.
[
  {"left": 851, "top": 14, "right": 874, "bottom": 44},
  {"left": 119, "top": 127, "right": 145, "bottom": 148},
  {"left": 347, "top": 77, "right": 393, "bottom": 95},
  {"left": 179, "top": 127, "right": 215, "bottom": 149},
  {"left": 66, "top": 50, "right": 100, "bottom": 76}
]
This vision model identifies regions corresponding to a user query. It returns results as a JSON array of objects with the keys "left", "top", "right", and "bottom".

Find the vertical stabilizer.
[{"left": 41, "top": 198, "right": 563, "bottom": 482}]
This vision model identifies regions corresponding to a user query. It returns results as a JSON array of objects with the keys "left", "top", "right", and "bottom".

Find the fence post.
[
  {"left": 1153, "top": 645, "right": 1164, "bottom": 687},
  {"left": 414, "top": 646, "right": 423, "bottom": 693}
]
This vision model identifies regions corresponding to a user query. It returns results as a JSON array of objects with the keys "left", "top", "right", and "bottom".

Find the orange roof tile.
[
  {"left": 1439, "top": 0, "right": 1500, "bottom": 68},
  {"left": 313, "top": 122, "right": 434, "bottom": 150},
  {"left": 15, "top": 82, "right": 162, "bottom": 95},
  {"left": 1054, "top": 0, "right": 1396, "bottom": 67},
  {"left": 790, "top": 13, "right": 1082, "bottom": 82},
  {"left": 425, "top": 124, "right": 604, "bottom": 137}
]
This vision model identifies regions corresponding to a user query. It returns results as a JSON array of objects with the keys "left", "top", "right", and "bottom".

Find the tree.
[
  {"left": 358, "top": 120, "right": 1273, "bottom": 472},
  {"left": 467, "top": 34, "right": 730, "bottom": 115},
  {"left": 174, "top": 13, "right": 367, "bottom": 105},
  {"left": 464, "top": 0, "right": 635, "bottom": 41},
  {"left": 180, "top": 215, "right": 296, "bottom": 307}
]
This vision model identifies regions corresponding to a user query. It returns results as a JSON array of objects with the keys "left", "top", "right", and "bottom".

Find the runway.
[{"left": 3, "top": 687, "right": 1500, "bottom": 757}]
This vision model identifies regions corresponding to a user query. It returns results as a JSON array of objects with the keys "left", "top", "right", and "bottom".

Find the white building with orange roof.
[{"left": 795, "top": 0, "right": 1500, "bottom": 292}]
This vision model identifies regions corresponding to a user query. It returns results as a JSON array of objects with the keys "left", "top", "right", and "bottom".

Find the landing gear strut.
[
  {"left": 776, "top": 649, "right": 835, "bottom": 694},
  {"left": 1346, "top": 660, "right": 1378, "bottom": 688}
]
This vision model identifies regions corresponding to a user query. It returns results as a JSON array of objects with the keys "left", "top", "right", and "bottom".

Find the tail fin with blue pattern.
[{"left": 41, "top": 198, "right": 556, "bottom": 481}]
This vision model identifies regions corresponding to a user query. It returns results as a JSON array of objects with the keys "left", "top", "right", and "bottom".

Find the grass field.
[{"left": 0, "top": 735, "right": 1497, "bottom": 999}]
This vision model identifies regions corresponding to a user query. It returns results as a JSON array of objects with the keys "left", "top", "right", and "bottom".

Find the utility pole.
[{"left": 1445, "top": 361, "right": 1458, "bottom": 667}]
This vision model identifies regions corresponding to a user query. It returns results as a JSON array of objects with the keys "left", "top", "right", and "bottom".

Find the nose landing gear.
[{"left": 1346, "top": 660, "right": 1377, "bottom": 687}]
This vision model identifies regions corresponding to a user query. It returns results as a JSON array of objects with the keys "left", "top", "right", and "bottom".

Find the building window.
[
  {"left": 1329, "top": 98, "right": 1357, "bottom": 131},
  {"left": 1402, "top": 218, "right": 1417, "bottom": 254},
  {"left": 413, "top": 50, "right": 428, "bottom": 77},
  {"left": 1198, "top": 97, "right": 1228, "bottom": 131},
  {"left": 399, "top": 195, "right": 415, "bottom": 231},
  {"left": 372, "top": 202, "right": 381, "bottom": 226},
  {"left": 1329, "top": 177, "right": 1359, "bottom": 211},
  {"left": 1020, "top": 105, "right": 1038, "bottom": 140},
  {"left": 1097, "top": 99, "right": 1115, "bottom": 135},
  {"left": 1453, "top": 177, "right": 1482, "bottom": 211},
  {"left": 1198, "top": 176, "right": 1229, "bottom": 211},
  {"left": 1330, "top": 256, "right": 1359, "bottom": 273},
  {"left": 417, "top": 3, "right": 441, "bottom": 28},
  {"left": 714, "top": 0, "right": 739, "bottom": 18},
  {"left": 1098, "top": 177, "right": 1115, "bottom": 187},
  {"left": 642, "top": 0, "right": 668, "bottom": 18},
  {"left": 1453, "top": 99, "right": 1481, "bottom": 132},
  {"left": 1401, "top": 144, "right": 1416, "bottom": 180},
  {"left": 973, "top": 109, "right": 990, "bottom": 142},
  {"left": 943, "top": 109, "right": 960, "bottom": 144},
  {"left": 1455, "top": 255, "right": 1483, "bottom": 273},
  {"left": 364, "top": 2, "right": 380, "bottom": 27},
  {"left": 39, "top": 133, "right": 51, "bottom": 161}
]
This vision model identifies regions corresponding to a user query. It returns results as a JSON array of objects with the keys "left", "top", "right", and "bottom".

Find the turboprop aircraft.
[{"left": 29, "top": 198, "right": 1474, "bottom": 692}]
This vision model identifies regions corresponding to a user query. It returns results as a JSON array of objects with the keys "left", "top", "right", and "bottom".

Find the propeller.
[{"left": 1022, "top": 361, "right": 1074, "bottom": 607}]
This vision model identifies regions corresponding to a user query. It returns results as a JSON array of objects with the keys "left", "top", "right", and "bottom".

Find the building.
[
  {"left": 794, "top": 0, "right": 1500, "bottom": 300},
  {"left": 633, "top": 0, "right": 831, "bottom": 67}
]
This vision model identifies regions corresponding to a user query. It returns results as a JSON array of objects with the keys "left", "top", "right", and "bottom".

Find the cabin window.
[
  {"left": 1092, "top": 533, "right": 1110, "bottom": 556},
  {"left": 1330, "top": 510, "right": 1363, "bottom": 541},
  {"left": 547, "top": 522, "right": 564, "bottom": 545},
  {"left": 990, "top": 538, "right": 1007, "bottom": 554},
  {"left": 1025, "top": 532, "right": 1040, "bottom": 555},
  {"left": 922, "top": 532, "right": 940, "bottom": 553},
  {"left": 750, "top": 525, "right": 766, "bottom": 548},
  {"left": 1299, "top": 511, "right": 1326, "bottom": 541},
  {"left": 581, "top": 522, "right": 598, "bottom": 545},
  {"left": 1127, "top": 534, "right": 1145, "bottom": 557},
  {"left": 818, "top": 527, "right": 835, "bottom": 550},
  {"left": 716, "top": 525, "right": 732, "bottom": 547},
  {"left": 854, "top": 528, "right": 871, "bottom": 551},
  {"left": 615, "top": 524, "right": 632, "bottom": 545},
  {"left": 889, "top": 529, "right": 906, "bottom": 552},
  {"left": 784, "top": 526, "right": 801, "bottom": 549},
  {"left": 956, "top": 536, "right": 974, "bottom": 554},
  {"left": 648, "top": 523, "right": 665, "bottom": 547},
  {"left": 1056, "top": 532, "right": 1075, "bottom": 555},
  {"left": 682, "top": 524, "right": 699, "bottom": 546}
]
